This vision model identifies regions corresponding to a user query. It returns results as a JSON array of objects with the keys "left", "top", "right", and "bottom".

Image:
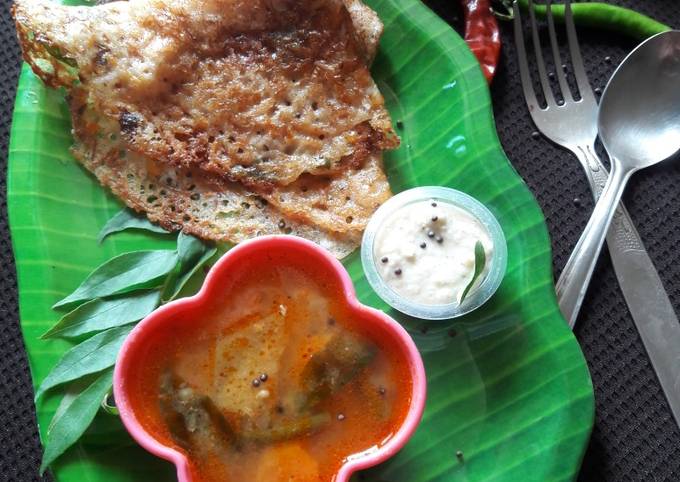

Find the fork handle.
[{"left": 556, "top": 160, "right": 633, "bottom": 327}]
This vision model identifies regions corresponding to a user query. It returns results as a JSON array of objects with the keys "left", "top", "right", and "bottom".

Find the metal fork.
[
  {"left": 514, "top": 0, "right": 680, "bottom": 428},
  {"left": 514, "top": 0, "right": 605, "bottom": 327}
]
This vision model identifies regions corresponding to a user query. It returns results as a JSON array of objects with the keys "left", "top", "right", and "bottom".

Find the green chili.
[{"left": 496, "top": 0, "right": 671, "bottom": 41}]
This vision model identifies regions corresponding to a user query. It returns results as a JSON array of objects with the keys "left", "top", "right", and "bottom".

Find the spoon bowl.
[
  {"left": 557, "top": 31, "right": 680, "bottom": 327},
  {"left": 599, "top": 31, "right": 680, "bottom": 169}
]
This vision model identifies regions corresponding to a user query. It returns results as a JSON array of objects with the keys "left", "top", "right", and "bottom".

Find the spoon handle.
[{"left": 556, "top": 161, "right": 634, "bottom": 327}]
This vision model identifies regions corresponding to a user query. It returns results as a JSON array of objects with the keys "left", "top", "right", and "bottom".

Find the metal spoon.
[{"left": 556, "top": 30, "right": 680, "bottom": 326}]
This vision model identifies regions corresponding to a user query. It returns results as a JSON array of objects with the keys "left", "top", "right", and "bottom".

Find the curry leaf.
[
  {"left": 42, "top": 43, "right": 78, "bottom": 68},
  {"left": 98, "top": 209, "right": 169, "bottom": 243},
  {"left": 163, "top": 233, "right": 216, "bottom": 301},
  {"left": 53, "top": 250, "right": 179, "bottom": 309},
  {"left": 460, "top": 241, "right": 486, "bottom": 303},
  {"left": 35, "top": 325, "right": 132, "bottom": 401},
  {"left": 42, "top": 290, "right": 160, "bottom": 339},
  {"left": 40, "top": 368, "right": 113, "bottom": 474},
  {"left": 47, "top": 382, "right": 85, "bottom": 434}
]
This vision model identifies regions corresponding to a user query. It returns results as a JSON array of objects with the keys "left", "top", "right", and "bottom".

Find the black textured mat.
[
  {"left": 1, "top": 1, "right": 679, "bottom": 480},
  {"left": 488, "top": 3, "right": 680, "bottom": 480},
  {"left": 0, "top": 0, "right": 52, "bottom": 480}
]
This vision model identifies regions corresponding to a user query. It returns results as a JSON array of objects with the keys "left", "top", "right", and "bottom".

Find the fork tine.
[
  {"left": 564, "top": 0, "right": 595, "bottom": 100},
  {"left": 527, "top": 0, "right": 556, "bottom": 106},
  {"left": 545, "top": 0, "right": 572, "bottom": 102},
  {"left": 513, "top": 1, "right": 541, "bottom": 112}
]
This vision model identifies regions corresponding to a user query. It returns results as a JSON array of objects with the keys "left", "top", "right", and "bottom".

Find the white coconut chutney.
[{"left": 373, "top": 200, "right": 493, "bottom": 305}]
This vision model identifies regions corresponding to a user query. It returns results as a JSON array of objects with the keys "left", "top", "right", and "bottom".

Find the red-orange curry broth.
[{"left": 126, "top": 249, "right": 413, "bottom": 481}]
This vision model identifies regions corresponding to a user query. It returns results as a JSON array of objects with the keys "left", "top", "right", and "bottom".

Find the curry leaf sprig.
[
  {"left": 459, "top": 241, "right": 486, "bottom": 304},
  {"left": 37, "top": 209, "right": 217, "bottom": 473}
]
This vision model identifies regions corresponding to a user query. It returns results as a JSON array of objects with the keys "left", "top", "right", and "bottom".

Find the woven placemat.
[
  {"left": 0, "top": 0, "right": 50, "bottom": 479},
  {"left": 1, "top": 0, "right": 679, "bottom": 480},
  {"left": 487, "top": 2, "right": 680, "bottom": 479}
]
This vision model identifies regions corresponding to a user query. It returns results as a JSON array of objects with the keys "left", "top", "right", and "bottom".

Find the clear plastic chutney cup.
[{"left": 361, "top": 186, "right": 507, "bottom": 320}]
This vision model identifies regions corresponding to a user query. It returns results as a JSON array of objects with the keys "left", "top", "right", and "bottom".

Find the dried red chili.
[{"left": 462, "top": 0, "right": 501, "bottom": 83}]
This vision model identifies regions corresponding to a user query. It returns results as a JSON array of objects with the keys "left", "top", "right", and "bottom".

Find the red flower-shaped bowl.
[{"left": 113, "top": 235, "right": 426, "bottom": 482}]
